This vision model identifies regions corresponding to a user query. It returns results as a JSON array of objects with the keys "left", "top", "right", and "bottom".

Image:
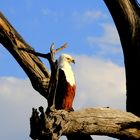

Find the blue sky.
[{"left": 0, "top": 1, "right": 127, "bottom": 140}]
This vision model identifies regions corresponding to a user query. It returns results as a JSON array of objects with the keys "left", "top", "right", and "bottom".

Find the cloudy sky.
[{"left": 0, "top": 0, "right": 128, "bottom": 140}]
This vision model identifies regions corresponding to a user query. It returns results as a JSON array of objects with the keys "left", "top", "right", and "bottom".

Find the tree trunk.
[{"left": 104, "top": 0, "right": 140, "bottom": 117}]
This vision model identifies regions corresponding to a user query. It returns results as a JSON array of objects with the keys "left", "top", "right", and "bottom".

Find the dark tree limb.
[
  {"left": 104, "top": 0, "right": 140, "bottom": 117},
  {"left": 30, "top": 107, "right": 140, "bottom": 140},
  {"left": 0, "top": 12, "right": 50, "bottom": 98},
  {"left": 19, "top": 43, "right": 67, "bottom": 62}
]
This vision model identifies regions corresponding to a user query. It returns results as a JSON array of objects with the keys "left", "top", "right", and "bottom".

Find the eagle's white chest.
[{"left": 58, "top": 62, "right": 75, "bottom": 86}]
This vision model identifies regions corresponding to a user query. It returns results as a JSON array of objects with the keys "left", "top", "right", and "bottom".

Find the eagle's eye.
[{"left": 66, "top": 57, "right": 71, "bottom": 61}]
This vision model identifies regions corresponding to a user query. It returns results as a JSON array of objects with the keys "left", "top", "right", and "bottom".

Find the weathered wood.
[
  {"left": 104, "top": 0, "right": 140, "bottom": 117},
  {"left": 1, "top": 1, "right": 140, "bottom": 138},
  {"left": 30, "top": 107, "right": 140, "bottom": 139},
  {"left": 0, "top": 12, "right": 50, "bottom": 98}
]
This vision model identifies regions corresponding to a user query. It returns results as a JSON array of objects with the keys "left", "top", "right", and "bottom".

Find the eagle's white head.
[
  {"left": 58, "top": 54, "right": 75, "bottom": 85},
  {"left": 58, "top": 54, "right": 75, "bottom": 65}
]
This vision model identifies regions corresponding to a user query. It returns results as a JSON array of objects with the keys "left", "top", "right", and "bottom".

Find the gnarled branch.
[{"left": 30, "top": 107, "right": 140, "bottom": 140}]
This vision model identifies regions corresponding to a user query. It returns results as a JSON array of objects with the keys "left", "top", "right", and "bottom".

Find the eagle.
[
  {"left": 55, "top": 53, "right": 76, "bottom": 111},
  {"left": 51, "top": 53, "right": 93, "bottom": 140}
]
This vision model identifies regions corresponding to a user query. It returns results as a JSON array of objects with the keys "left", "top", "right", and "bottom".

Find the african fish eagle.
[{"left": 55, "top": 53, "right": 76, "bottom": 111}]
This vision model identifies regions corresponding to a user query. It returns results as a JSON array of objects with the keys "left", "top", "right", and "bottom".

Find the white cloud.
[
  {"left": 84, "top": 10, "right": 106, "bottom": 21},
  {"left": 73, "top": 55, "right": 126, "bottom": 110},
  {"left": 73, "top": 10, "right": 107, "bottom": 27},
  {"left": 88, "top": 23, "right": 120, "bottom": 46},
  {"left": 0, "top": 77, "right": 47, "bottom": 140},
  {"left": 87, "top": 23, "right": 121, "bottom": 55}
]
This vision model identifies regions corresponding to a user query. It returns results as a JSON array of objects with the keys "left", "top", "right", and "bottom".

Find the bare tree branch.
[
  {"left": 54, "top": 43, "right": 67, "bottom": 54},
  {"left": 30, "top": 107, "right": 140, "bottom": 140},
  {"left": 0, "top": 12, "right": 50, "bottom": 98}
]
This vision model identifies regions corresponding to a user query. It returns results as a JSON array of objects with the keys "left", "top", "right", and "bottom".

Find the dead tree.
[{"left": 1, "top": 0, "right": 140, "bottom": 138}]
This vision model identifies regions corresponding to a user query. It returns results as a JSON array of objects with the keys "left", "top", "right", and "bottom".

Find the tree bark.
[
  {"left": 30, "top": 107, "right": 140, "bottom": 140},
  {"left": 0, "top": 12, "right": 50, "bottom": 99},
  {"left": 104, "top": 0, "right": 140, "bottom": 117}
]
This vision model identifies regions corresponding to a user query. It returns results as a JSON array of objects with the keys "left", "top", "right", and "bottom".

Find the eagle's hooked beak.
[{"left": 72, "top": 59, "right": 75, "bottom": 64}]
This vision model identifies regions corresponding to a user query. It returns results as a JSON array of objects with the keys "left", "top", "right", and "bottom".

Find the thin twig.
[
  {"left": 19, "top": 43, "right": 67, "bottom": 59},
  {"left": 54, "top": 43, "right": 68, "bottom": 54}
]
